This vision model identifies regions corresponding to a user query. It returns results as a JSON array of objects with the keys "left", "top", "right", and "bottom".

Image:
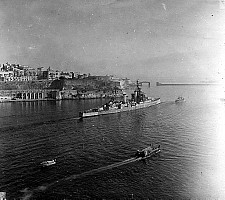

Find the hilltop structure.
[
  {"left": 0, "top": 62, "right": 131, "bottom": 89},
  {"left": 0, "top": 62, "right": 134, "bottom": 101}
]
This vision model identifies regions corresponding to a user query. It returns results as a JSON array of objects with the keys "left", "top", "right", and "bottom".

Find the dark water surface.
[{"left": 1, "top": 85, "right": 225, "bottom": 199}]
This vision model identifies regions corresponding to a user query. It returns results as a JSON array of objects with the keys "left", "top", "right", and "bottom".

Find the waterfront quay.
[
  {"left": 0, "top": 89, "right": 60, "bottom": 102},
  {"left": 0, "top": 89, "right": 125, "bottom": 102}
]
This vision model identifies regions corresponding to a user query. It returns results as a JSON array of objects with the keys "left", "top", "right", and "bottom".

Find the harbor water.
[{"left": 0, "top": 85, "right": 225, "bottom": 199}]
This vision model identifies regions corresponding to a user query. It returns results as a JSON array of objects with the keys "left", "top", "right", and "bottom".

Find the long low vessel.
[
  {"left": 135, "top": 145, "right": 161, "bottom": 159},
  {"left": 79, "top": 81, "right": 160, "bottom": 118},
  {"left": 175, "top": 96, "right": 185, "bottom": 103}
]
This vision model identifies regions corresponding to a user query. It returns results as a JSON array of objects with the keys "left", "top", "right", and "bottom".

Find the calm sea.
[{"left": 0, "top": 85, "right": 225, "bottom": 200}]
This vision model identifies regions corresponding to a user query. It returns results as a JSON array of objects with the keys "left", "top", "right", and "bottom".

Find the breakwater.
[{"left": 156, "top": 82, "right": 220, "bottom": 86}]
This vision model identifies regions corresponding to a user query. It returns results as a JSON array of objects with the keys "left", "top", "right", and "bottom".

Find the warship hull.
[{"left": 79, "top": 98, "right": 160, "bottom": 118}]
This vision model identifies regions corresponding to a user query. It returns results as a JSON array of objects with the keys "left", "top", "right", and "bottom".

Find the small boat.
[
  {"left": 41, "top": 159, "right": 56, "bottom": 167},
  {"left": 175, "top": 96, "right": 185, "bottom": 103},
  {"left": 134, "top": 145, "right": 161, "bottom": 159}
]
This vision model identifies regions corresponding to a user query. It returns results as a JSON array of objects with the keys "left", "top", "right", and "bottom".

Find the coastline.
[{"left": 0, "top": 89, "right": 124, "bottom": 103}]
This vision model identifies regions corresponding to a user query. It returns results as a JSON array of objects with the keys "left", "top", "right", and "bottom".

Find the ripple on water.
[{"left": 1, "top": 85, "right": 225, "bottom": 199}]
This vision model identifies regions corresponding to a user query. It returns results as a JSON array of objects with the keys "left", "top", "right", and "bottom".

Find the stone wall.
[{"left": 0, "top": 80, "right": 50, "bottom": 90}]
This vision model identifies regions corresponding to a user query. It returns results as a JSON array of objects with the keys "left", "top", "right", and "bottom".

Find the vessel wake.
[{"left": 21, "top": 157, "right": 142, "bottom": 199}]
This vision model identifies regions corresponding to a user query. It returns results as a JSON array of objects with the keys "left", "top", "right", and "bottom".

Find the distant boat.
[
  {"left": 79, "top": 80, "right": 161, "bottom": 118},
  {"left": 175, "top": 96, "right": 185, "bottom": 103},
  {"left": 41, "top": 159, "right": 56, "bottom": 167}
]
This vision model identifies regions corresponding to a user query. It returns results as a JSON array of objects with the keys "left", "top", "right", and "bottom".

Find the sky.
[{"left": 0, "top": 0, "right": 224, "bottom": 82}]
